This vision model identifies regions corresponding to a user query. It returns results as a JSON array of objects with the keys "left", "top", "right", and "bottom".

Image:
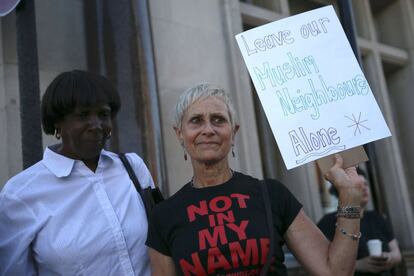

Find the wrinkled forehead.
[{"left": 185, "top": 96, "right": 230, "bottom": 115}]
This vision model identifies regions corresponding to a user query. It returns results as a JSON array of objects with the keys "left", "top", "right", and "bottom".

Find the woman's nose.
[
  {"left": 201, "top": 121, "right": 215, "bottom": 135},
  {"left": 88, "top": 115, "right": 103, "bottom": 129}
]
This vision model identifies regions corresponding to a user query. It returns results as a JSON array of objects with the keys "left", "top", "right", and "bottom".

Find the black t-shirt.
[
  {"left": 317, "top": 210, "right": 394, "bottom": 276},
  {"left": 146, "top": 172, "right": 302, "bottom": 276}
]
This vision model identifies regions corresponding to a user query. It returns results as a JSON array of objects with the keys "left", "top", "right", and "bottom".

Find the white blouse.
[{"left": 0, "top": 147, "right": 154, "bottom": 275}]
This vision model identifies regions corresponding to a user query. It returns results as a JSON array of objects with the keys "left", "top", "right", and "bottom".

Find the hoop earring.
[
  {"left": 231, "top": 145, "right": 236, "bottom": 158},
  {"left": 54, "top": 129, "right": 61, "bottom": 140}
]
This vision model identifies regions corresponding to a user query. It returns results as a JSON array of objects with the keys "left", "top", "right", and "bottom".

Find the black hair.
[
  {"left": 328, "top": 167, "right": 367, "bottom": 197},
  {"left": 41, "top": 70, "right": 121, "bottom": 135}
]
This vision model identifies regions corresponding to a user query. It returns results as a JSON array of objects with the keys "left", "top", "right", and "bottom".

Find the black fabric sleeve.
[
  {"left": 145, "top": 204, "right": 171, "bottom": 256},
  {"left": 266, "top": 180, "right": 302, "bottom": 235}
]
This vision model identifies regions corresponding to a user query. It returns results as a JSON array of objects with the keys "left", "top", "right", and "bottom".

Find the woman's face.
[
  {"left": 55, "top": 103, "right": 112, "bottom": 162},
  {"left": 175, "top": 96, "right": 238, "bottom": 165}
]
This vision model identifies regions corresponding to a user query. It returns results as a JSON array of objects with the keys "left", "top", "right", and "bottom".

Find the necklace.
[{"left": 191, "top": 169, "right": 234, "bottom": 188}]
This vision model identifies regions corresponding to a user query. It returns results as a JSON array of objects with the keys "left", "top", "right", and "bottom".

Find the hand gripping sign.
[{"left": 235, "top": 5, "right": 390, "bottom": 171}]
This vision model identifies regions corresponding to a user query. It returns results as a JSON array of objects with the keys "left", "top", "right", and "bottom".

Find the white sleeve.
[
  {"left": 125, "top": 153, "right": 155, "bottom": 189},
  {"left": 0, "top": 192, "right": 38, "bottom": 275}
]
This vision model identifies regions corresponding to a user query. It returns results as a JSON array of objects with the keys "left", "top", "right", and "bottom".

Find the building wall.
[
  {"left": 148, "top": 0, "right": 264, "bottom": 194},
  {"left": 0, "top": 13, "right": 22, "bottom": 187}
]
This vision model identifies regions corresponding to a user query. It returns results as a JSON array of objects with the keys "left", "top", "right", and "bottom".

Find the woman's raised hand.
[{"left": 324, "top": 154, "right": 363, "bottom": 205}]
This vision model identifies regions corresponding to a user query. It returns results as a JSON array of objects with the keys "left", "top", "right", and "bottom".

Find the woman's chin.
[
  {"left": 78, "top": 147, "right": 103, "bottom": 160},
  {"left": 196, "top": 156, "right": 227, "bottom": 165}
]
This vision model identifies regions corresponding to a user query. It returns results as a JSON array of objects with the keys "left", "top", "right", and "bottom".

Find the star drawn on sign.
[{"left": 345, "top": 112, "right": 370, "bottom": 136}]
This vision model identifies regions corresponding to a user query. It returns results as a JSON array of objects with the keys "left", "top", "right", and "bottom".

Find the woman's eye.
[
  {"left": 189, "top": 117, "right": 201, "bottom": 124},
  {"left": 212, "top": 116, "right": 226, "bottom": 124}
]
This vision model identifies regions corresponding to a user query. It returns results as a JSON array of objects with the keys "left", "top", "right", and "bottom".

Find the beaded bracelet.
[
  {"left": 335, "top": 223, "right": 362, "bottom": 240},
  {"left": 336, "top": 205, "right": 361, "bottom": 219}
]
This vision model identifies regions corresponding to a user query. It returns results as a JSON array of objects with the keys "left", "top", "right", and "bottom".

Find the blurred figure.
[{"left": 318, "top": 167, "right": 402, "bottom": 276}]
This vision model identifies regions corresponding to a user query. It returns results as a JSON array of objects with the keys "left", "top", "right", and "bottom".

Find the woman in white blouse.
[{"left": 0, "top": 70, "right": 153, "bottom": 275}]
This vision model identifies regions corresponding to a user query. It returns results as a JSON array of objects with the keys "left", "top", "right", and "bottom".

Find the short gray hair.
[{"left": 174, "top": 83, "right": 238, "bottom": 129}]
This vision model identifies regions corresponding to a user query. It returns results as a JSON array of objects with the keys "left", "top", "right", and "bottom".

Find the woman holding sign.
[{"left": 146, "top": 83, "right": 363, "bottom": 275}]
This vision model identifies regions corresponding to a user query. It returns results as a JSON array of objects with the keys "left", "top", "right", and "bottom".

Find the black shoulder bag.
[
  {"left": 118, "top": 153, "right": 164, "bottom": 219},
  {"left": 260, "top": 180, "right": 275, "bottom": 276}
]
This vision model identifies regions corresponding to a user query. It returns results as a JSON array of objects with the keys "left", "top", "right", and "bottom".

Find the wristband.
[{"left": 337, "top": 205, "right": 361, "bottom": 219}]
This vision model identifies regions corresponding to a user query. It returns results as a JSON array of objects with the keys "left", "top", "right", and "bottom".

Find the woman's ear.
[
  {"left": 231, "top": 124, "right": 240, "bottom": 144},
  {"left": 173, "top": 126, "right": 183, "bottom": 144},
  {"left": 233, "top": 124, "right": 240, "bottom": 135},
  {"left": 54, "top": 122, "right": 62, "bottom": 133}
]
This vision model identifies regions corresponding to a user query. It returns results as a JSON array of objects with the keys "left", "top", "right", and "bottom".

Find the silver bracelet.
[
  {"left": 335, "top": 223, "right": 362, "bottom": 240},
  {"left": 336, "top": 205, "right": 361, "bottom": 219}
]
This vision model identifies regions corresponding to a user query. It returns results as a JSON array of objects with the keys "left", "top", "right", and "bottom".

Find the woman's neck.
[
  {"left": 54, "top": 144, "right": 99, "bottom": 173},
  {"left": 191, "top": 160, "right": 233, "bottom": 188},
  {"left": 83, "top": 158, "right": 99, "bottom": 173}
]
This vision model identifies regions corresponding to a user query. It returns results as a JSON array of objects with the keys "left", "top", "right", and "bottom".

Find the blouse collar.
[{"left": 42, "top": 145, "right": 114, "bottom": 178}]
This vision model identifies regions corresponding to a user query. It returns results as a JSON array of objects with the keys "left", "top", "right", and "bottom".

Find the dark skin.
[{"left": 54, "top": 103, "right": 112, "bottom": 172}]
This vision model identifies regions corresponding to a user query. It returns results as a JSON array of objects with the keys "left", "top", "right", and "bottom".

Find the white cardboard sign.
[{"left": 235, "top": 6, "right": 391, "bottom": 170}]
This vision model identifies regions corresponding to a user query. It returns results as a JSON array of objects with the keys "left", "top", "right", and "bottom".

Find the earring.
[
  {"left": 182, "top": 142, "right": 187, "bottom": 161},
  {"left": 231, "top": 145, "right": 235, "bottom": 158},
  {"left": 54, "top": 129, "right": 61, "bottom": 140}
]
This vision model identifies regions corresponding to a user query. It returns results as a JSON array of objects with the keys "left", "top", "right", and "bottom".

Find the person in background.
[
  {"left": 146, "top": 83, "right": 364, "bottom": 276},
  {"left": 0, "top": 70, "right": 154, "bottom": 275},
  {"left": 318, "top": 167, "right": 402, "bottom": 276}
]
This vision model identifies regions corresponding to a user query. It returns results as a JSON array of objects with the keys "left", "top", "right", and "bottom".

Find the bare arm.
[
  {"left": 149, "top": 248, "right": 177, "bottom": 276},
  {"left": 285, "top": 154, "right": 362, "bottom": 276},
  {"left": 285, "top": 210, "right": 359, "bottom": 276}
]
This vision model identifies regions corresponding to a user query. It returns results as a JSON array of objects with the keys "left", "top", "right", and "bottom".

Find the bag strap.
[
  {"left": 260, "top": 180, "right": 274, "bottom": 276},
  {"left": 119, "top": 153, "right": 151, "bottom": 218},
  {"left": 118, "top": 153, "right": 143, "bottom": 195}
]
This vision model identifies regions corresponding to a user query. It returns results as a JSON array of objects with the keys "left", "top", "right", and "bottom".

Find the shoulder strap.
[
  {"left": 119, "top": 153, "right": 162, "bottom": 220},
  {"left": 118, "top": 153, "right": 143, "bottom": 197},
  {"left": 260, "top": 180, "right": 274, "bottom": 276}
]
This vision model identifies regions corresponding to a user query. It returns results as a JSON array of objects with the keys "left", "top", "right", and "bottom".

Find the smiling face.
[
  {"left": 175, "top": 96, "right": 239, "bottom": 166},
  {"left": 55, "top": 104, "right": 112, "bottom": 163}
]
